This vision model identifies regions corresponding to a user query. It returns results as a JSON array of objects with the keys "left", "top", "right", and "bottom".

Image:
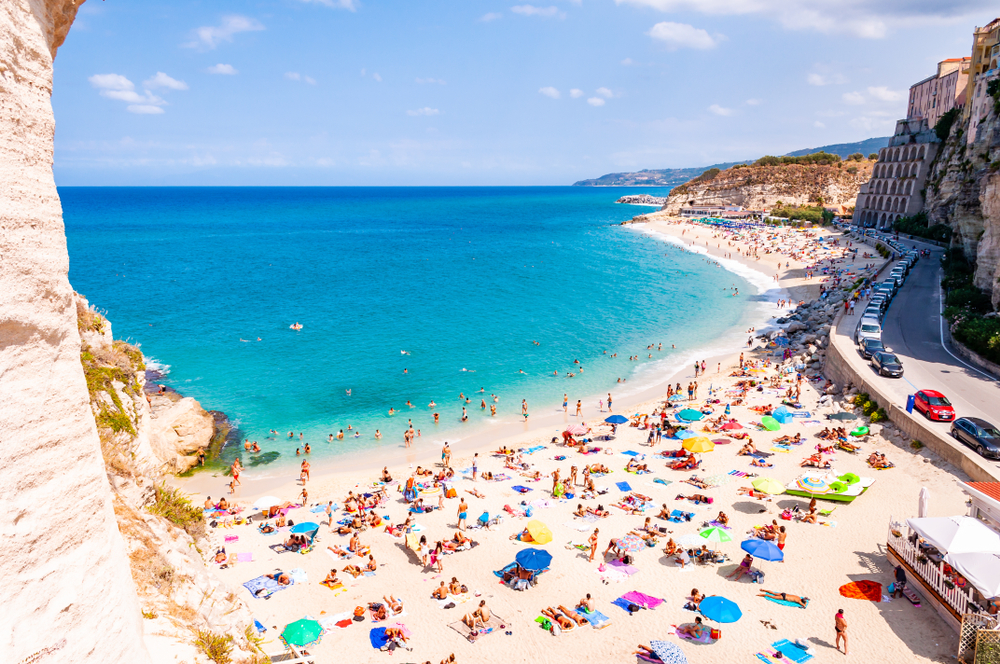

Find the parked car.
[
  {"left": 913, "top": 390, "right": 955, "bottom": 421},
  {"left": 863, "top": 306, "right": 883, "bottom": 322},
  {"left": 871, "top": 351, "right": 904, "bottom": 377},
  {"left": 951, "top": 418, "right": 1000, "bottom": 459},
  {"left": 860, "top": 337, "right": 886, "bottom": 359},
  {"left": 856, "top": 316, "right": 883, "bottom": 345}
]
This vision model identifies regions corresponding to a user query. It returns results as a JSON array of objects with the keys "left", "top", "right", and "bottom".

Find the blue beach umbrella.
[
  {"left": 674, "top": 429, "right": 697, "bottom": 440},
  {"left": 741, "top": 538, "right": 784, "bottom": 562},
  {"left": 649, "top": 640, "right": 688, "bottom": 664},
  {"left": 772, "top": 408, "right": 794, "bottom": 424},
  {"left": 699, "top": 596, "right": 742, "bottom": 623},
  {"left": 290, "top": 521, "right": 320, "bottom": 534},
  {"left": 677, "top": 409, "right": 704, "bottom": 422},
  {"left": 605, "top": 415, "right": 628, "bottom": 424},
  {"left": 515, "top": 547, "right": 552, "bottom": 571}
]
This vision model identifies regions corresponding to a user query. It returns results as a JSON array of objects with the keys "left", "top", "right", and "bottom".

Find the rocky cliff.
[
  {"left": 662, "top": 161, "right": 874, "bottom": 215},
  {"left": 924, "top": 100, "right": 1000, "bottom": 306}
]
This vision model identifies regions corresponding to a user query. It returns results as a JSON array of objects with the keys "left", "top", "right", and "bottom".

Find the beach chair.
[{"left": 268, "top": 644, "right": 315, "bottom": 663}]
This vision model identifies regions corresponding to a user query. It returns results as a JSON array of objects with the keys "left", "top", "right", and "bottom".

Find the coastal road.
[{"left": 849, "top": 241, "right": 1000, "bottom": 470}]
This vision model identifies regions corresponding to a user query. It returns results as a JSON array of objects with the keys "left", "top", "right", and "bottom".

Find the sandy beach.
[{"left": 177, "top": 219, "right": 969, "bottom": 664}]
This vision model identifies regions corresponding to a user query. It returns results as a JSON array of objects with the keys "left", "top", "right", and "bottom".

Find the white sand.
[{"left": 186, "top": 220, "right": 968, "bottom": 664}]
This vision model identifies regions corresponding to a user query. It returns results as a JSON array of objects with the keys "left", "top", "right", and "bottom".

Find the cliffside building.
[
  {"left": 852, "top": 119, "right": 940, "bottom": 229},
  {"left": 963, "top": 18, "right": 1000, "bottom": 124},
  {"left": 968, "top": 66, "right": 999, "bottom": 145},
  {"left": 907, "top": 58, "right": 970, "bottom": 128}
]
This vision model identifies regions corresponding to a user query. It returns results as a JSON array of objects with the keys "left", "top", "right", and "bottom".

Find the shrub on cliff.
[
  {"left": 755, "top": 152, "right": 841, "bottom": 167},
  {"left": 150, "top": 484, "right": 205, "bottom": 539},
  {"left": 935, "top": 108, "right": 961, "bottom": 141}
]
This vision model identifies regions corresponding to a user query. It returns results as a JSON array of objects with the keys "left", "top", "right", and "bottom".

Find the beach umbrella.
[
  {"left": 290, "top": 521, "right": 320, "bottom": 534},
  {"left": 677, "top": 409, "right": 704, "bottom": 422},
  {"left": 649, "top": 640, "right": 688, "bottom": 664},
  {"left": 515, "top": 547, "right": 552, "bottom": 571},
  {"left": 676, "top": 533, "right": 704, "bottom": 549},
  {"left": 741, "top": 538, "right": 784, "bottom": 562},
  {"left": 617, "top": 534, "right": 646, "bottom": 553},
  {"left": 699, "top": 527, "right": 732, "bottom": 544},
  {"left": 918, "top": 487, "right": 930, "bottom": 519},
  {"left": 720, "top": 421, "right": 743, "bottom": 431},
  {"left": 699, "top": 596, "right": 742, "bottom": 623},
  {"left": 281, "top": 618, "right": 323, "bottom": 647},
  {"left": 682, "top": 437, "right": 715, "bottom": 453},
  {"left": 760, "top": 416, "right": 781, "bottom": 431},
  {"left": 566, "top": 424, "right": 589, "bottom": 435},
  {"left": 419, "top": 485, "right": 442, "bottom": 496},
  {"left": 772, "top": 409, "right": 794, "bottom": 424},
  {"left": 525, "top": 520, "right": 553, "bottom": 545},
  {"left": 749, "top": 368, "right": 767, "bottom": 375},
  {"left": 252, "top": 496, "right": 281, "bottom": 511},
  {"left": 751, "top": 477, "right": 785, "bottom": 495},
  {"left": 828, "top": 412, "right": 857, "bottom": 421},
  {"left": 674, "top": 429, "right": 697, "bottom": 440},
  {"left": 796, "top": 476, "right": 829, "bottom": 494},
  {"left": 605, "top": 415, "right": 628, "bottom": 424},
  {"left": 725, "top": 404, "right": 731, "bottom": 415}
]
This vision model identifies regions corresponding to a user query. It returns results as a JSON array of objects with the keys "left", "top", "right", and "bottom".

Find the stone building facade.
[
  {"left": 852, "top": 119, "right": 940, "bottom": 229},
  {"left": 968, "top": 67, "right": 999, "bottom": 145},
  {"left": 964, "top": 18, "right": 1000, "bottom": 124},
  {"left": 908, "top": 58, "right": 970, "bottom": 128}
]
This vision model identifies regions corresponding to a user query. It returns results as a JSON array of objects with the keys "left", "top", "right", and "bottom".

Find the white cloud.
[
  {"left": 596, "top": 87, "right": 613, "bottom": 98},
  {"left": 127, "top": 105, "right": 165, "bottom": 115},
  {"left": 615, "top": 0, "right": 991, "bottom": 39},
  {"left": 373, "top": 73, "right": 383, "bottom": 82},
  {"left": 539, "top": 86, "right": 561, "bottom": 99},
  {"left": 867, "top": 85, "right": 904, "bottom": 102},
  {"left": 407, "top": 107, "right": 440, "bottom": 116},
  {"left": 708, "top": 104, "right": 733, "bottom": 116},
  {"left": 807, "top": 72, "right": 848, "bottom": 86},
  {"left": 842, "top": 91, "right": 865, "bottom": 105},
  {"left": 814, "top": 120, "right": 826, "bottom": 128},
  {"left": 185, "top": 15, "right": 264, "bottom": 50},
  {"left": 207, "top": 64, "right": 238, "bottom": 75},
  {"left": 570, "top": 88, "right": 584, "bottom": 98},
  {"left": 297, "top": 0, "right": 358, "bottom": 10},
  {"left": 745, "top": 98, "right": 761, "bottom": 106},
  {"left": 416, "top": 77, "right": 446, "bottom": 85},
  {"left": 587, "top": 97, "right": 605, "bottom": 106},
  {"left": 143, "top": 72, "right": 188, "bottom": 90},
  {"left": 88, "top": 73, "right": 169, "bottom": 109},
  {"left": 647, "top": 22, "right": 720, "bottom": 50},
  {"left": 512, "top": 5, "right": 562, "bottom": 17},
  {"left": 285, "top": 72, "right": 317, "bottom": 84},
  {"left": 480, "top": 12, "right": 503, "bottom": 21},
  {"left": 621, "top": 57, "right": 634, "bottom": 65}
]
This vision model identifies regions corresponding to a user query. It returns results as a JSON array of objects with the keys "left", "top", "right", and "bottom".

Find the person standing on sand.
[
  {"left": 576, "top": 400, "right": 582, "bottom": 417},
  {"left": 563, "top": 394, "right": 568, "bottom": 413},
  {"left": 588, "top": 528, "right": 599, "bottom": 562},
  {"left": 442, "top": 443, "right": 451, "bottom": 469},
  {"left": 325, "top": 500, "right": 335, "bottom": 527},
  {"left": 457, "top": 498, "right": 468, "bottom": 531},
  {"left": 777, "top": 526, "right": 787, "bottom": 558},
  {"left": 694, "top": 362, "right": 699, "bottom": 377},
  {"left": 300, "top": 459, "right": 310, "bottom": 483},
  {"left": 472, "top": 453, "right": 479, "bottom": 481},
  {"left": 835, "top": 609, "right": 848, "bottom": 654},
  {"left": 607, "top": 393, "right": 613, "bottom": 413},
  {"left": 522, "top": 400, "right": 529, "bottom": 419}
]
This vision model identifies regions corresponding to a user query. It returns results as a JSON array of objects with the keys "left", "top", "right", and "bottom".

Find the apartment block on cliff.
[
  {"left": 852, "top": 119, "right": 939, "bottom": 230},
  {"left": 908, "top": 58, "right": 970, "bottom": 128}
]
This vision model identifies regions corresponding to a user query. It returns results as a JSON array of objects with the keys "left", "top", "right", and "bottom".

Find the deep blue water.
[{"left": 61, "top": 187, "right": 753, "bottom": 467}]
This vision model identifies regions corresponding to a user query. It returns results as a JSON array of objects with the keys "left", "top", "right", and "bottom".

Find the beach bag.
[
  {"left": 446, "top": 487, "right": 457, "bottom": 498},
  {"left": 710, "top": 628, "right": 722, "bottom": 640},
  {"left": 525, "top": 506, "right": 534, "bottom": 518}
]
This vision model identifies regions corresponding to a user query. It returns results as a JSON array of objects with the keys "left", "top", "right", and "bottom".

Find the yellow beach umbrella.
[
  {"left": 751, "top": 477, "right": 785, "bottom": 495},
  {"left": 525, "top": 520, "right": 553, "bottom": 545},
  {"left": 682, "top": 436, "right": 715, "bottom": 453}
]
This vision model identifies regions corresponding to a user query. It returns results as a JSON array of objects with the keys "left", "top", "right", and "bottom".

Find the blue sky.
[{"left": 53, "top": 0, "right": 998, "bottom": 185}]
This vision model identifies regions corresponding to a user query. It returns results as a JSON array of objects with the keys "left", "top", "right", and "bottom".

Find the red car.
[{"left": 913, "top": 390, "right": 955, "bottom": 421}]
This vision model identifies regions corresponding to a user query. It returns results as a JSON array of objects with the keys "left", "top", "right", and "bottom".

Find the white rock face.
[
  {"left": 149, "top": 395, "right": 216, "bottom": 472},
  {"left": 0, "top": 1, "right": 151, "bottom": 662}
]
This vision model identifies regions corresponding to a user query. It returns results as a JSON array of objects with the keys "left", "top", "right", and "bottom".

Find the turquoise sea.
[{"left": 61, "top": 187, "right": 761, "bottom": 470}]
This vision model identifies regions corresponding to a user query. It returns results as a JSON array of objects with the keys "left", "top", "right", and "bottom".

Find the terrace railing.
[{"left": 887, "top": 521, "right": 976, "bottom": 617}]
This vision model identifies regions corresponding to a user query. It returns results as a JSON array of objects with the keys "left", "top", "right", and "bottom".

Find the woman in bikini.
[
  {"left": 540, "top": 607, "right": 573, "bottom": 632},
  {"left": 758, "top": 590, "right": 809, "bottom": 607}
]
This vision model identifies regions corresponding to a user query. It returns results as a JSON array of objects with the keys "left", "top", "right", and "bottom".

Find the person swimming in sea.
[
  {"left": 428, "top": 400, "right": 436, "bottom": 408},
  {"left": 406, "top": 400, "right": 413, "bottom": 408},
  {"left": 388, "top": 408, "right": 397, "bottom": 415},
  {"left": 290, "top": 322, "right": 303, "bottom": 330},
  {"left": 337, "top": 430, "right": 344, "bottom": 439}
]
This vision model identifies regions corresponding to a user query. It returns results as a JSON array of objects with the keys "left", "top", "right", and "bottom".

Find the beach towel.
[
  {"left": 597, "top": 567, "right": 629, "bottom": 584},
  {"left": 564, "top": 520, "right": 593, "bottom": 532},
  {"left": 771, "top": 640, "right": 813, "bottom": 663},
  {"left": 653, "top": 478, "right": 673, "bottom": 487},
  {"left": 623, "top": 450, "right": 642, "bottom": 457},
  {"left": 224, "top": 535, "right": 239, "bottom": 543},
  {"left": 236, "top": 552, "right": 253, "bottom": 563},
  {"left": 511, "top": 485, "right": 532, "bottom": 494},
  {"left": 616, "top": 481, "right": 633, "bottom": 492},
  {"left": 612, "top": 597, "right": 643, "bottom": 614},
  {"left": 763, "top": 595, "right": 809, "bottom": 609},
  {"left": 578, "top": 609, "right": 611, "bottom": 629},
  {"left": 708, "top": 520, "right": 731, "bottom": 530},
  {"left": 242, "top": 574, "right": 292, "bottom": 599},
  {"left": 703, "top": 473, "right": 734, "bottom": 487},
  {"left": 369, "top": 627, "right": 391, "bottom": 649},
  {"left": 675, "top": 625, "right": 715, "bottom": 643},
  {"left": 622, "top": 591, "right": 663, "bottom": 609},
  {"left": 448, "top": 614, "right": 505, "bottom": 640},
  {"left": 319, "top": 612, "right": 353, "bottom": 630},
  {"left": 523, "top": 445, "right": 545, "bottom": 454},
  {"left": 609, "top": 559, "right": 639, "bottom": 575},
  {"left": 839, "top": 580, "right": 882, "bottom": 601}
]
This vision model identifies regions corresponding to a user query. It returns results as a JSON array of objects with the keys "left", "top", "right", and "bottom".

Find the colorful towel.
[
  {"left": 623, "top": 450, "right": 642, "bottom": 457},
  {"left": 771, "top": 640, "right": 813, "bottom": 663},
  {"left": 839, "top": 580, "right": 882, "bottom": 601},
  {"left": 608, "top": 559, "right": 639, "bottom": 575},
  {"left": 653, "top": 478, "right": 673, "bottom": 487},
  {"left": 611, "top": 597, "right": 641, "bottom": 614},
  {"left": 703, "top": 473, "right": 734, "bottom": 487},
  {"left": 764, "top": 595, "right": 809, "bottom": 609},
  {"left": 579, "top": 609, "right": 611, "bottom": 628},
  {"left": 622, "top": 591, "right": 662, "bottom": 609},
  {"left": 676, "top": 626, "right": 715, "bottom": 643},
  {"left": 236, "top": 552, "right": 253, "bottom": 563},
  {"left": 369, "top": 627, "right": 390, "bottom": 649},
  {"left": 242, "top": 574, "right": 292, "bottom": 599},
  {"left": 511, "top": 485, "right": 532, "bottom": 493},
  {"left": 616, "top": 481, "right": 633, "bottom": 492}
]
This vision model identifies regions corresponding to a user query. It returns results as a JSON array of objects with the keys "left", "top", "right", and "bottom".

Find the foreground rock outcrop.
[
  {"left": 663, "top": 161, "right": 874, "bottom": 215},
  {"left": 0, "top": 1, "right": 152, "bottom": 662}
]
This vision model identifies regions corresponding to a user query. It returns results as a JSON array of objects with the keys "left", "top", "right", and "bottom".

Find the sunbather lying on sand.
[
  {"left": 800, "top": 454, "right": 831, "bottom": 468},
  {"left": 541, "top": 607, "right": 573, "bottom": 632},
  {"left": 677, "top": 493, "right": 711, "bottom": 504},
  {"left": 385, "top": 595, "right": 403, "bottom": 615},
  {"left": 558, "top": 605, "right": 588, "bottom": 626},
  {"left": 588, "top": 505, "right": 610, "bottom": 518},
  {"left": 751, "top": 458, "right": 773, "bottom": 467},
  {"left": 327, "top": 545, "right": 350, "bottom": 557},
  {"left": 758, "top": 590, "right": 809, "bottom": 607},
  {"left": 343, "top": 564, "right": 364, "bottom": 578},
  {"left": 774, "top": 433, "right": 801, "bottom": 444},
  {"left": 266, "top": 571, "right": 291, "bottom": 585},
  {"left": 589, "top": 463, "right": 611, "bottom": 474},
  {"left": 684, "top": 476, "right": 710, "bottom": 489},
  {"left": 626, "top": 459, "right": 649, "bottom": 472},
  {"left": 738, "top": 441, "right": 758, "bottom": 456}
]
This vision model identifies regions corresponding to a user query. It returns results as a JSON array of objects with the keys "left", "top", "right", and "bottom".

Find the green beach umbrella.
[
  {"left": 751, "top": 477, "right": 785, "bottom": 495},
  {"left": 760, "top": 416, "right": 780, "bottom": 431},
  {"left": 281, "top": 618, "right": 323, "bottom": 647},
  {"left": 699, "top": 527, "right": 732, "bottom": 544}
]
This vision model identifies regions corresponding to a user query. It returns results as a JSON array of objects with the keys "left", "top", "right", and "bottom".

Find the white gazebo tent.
[
  {"left": 905, "top": 516, "right": 1000, "bottom": 555},
  {"left": 944, "top": 551, "right": 1000, "bottom": 600}
]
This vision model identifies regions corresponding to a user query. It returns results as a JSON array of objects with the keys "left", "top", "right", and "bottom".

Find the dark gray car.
[
  {"left": 860, "top": 338, "right": 885, "bottom": 359},
  {"left": 951, "top": 418, "right": 1000, "bottom": 459},
  {"left": 872, "top": 351, "right": 904, "bottom": 377}
]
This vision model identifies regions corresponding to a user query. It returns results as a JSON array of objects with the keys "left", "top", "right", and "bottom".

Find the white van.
[{"left": 856, "top": 316, "right": 882, "bottom": 345}]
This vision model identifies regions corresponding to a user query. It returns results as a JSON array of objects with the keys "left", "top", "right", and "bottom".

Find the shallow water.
[{"left": 62, "top": 186, "right": 754, "bottom": 469}]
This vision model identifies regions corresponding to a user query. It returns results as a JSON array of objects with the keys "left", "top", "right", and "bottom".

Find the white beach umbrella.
[
  {"left": 252, "top": 496, "right": 282, "bottom": 511},
  {"left": 918, "top": 487, "right": 930, "bottom": 519}
]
